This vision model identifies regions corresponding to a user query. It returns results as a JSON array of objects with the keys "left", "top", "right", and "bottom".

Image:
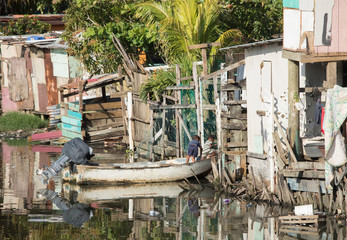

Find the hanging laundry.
[
  {"left": 324, "top": 85, "right": 347, "bottom": 167},
  {"left": 315, "top": 99, "right": 322, "bottom": 125}
]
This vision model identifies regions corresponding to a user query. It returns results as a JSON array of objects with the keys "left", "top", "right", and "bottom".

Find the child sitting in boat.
[
  {"left": 186, "top": 135, "right": 202, "bottom": 164},
  {"left": 201, "top": 135, "right": 217, "bottom": 160}
]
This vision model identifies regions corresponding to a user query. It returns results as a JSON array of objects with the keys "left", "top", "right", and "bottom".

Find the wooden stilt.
[{"left": 161, "top": 97, "right": 167, "bottom": 160}]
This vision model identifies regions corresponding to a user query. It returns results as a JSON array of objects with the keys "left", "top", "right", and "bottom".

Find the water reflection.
[{"left": 1, "top": 142, "right": 347, "bottom": 239}]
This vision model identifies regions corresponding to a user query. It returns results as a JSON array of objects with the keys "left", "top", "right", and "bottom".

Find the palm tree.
[{"left": 136, "top": 0, "right": 242, "bottom": 63}]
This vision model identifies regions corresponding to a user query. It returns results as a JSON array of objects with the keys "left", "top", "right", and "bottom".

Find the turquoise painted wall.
[{"left": 283, "top": 0, "right": 299, "bottom": 9}]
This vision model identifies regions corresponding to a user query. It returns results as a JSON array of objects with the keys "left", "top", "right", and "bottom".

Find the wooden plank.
[
  {"left": 84, "top": 110, "right": 122, "bottom": 120},
  {"left": 221, "top": 123, "right": 247, "bottom": 130},
  {"left": 150, "top": 104, "right": 196, "bottom": 110},
  {"left": 291, "top": 161, "right": 325, "bottom": 170},
  {"left": 60, "top": 102, "right": 79, "bottom": 112},
  {"left": 162, "top": 94, "right": 177, "bottom": 102},
  {"left": 279, "top": 228, "right": 319, "bottom": 236},
  {"left": 62, "top": 123, "right": 81, "bottom": 134},
  {"left": 87, "top": 126, "right": 124, "bottom": 136},
  {"left": 280, "top": 169, "right": 325, "bottom": 179},
  {"left": 110, "top": 92, "right": 127, "bottom": 98},
  {"left": 84, "top": 121, "right": 123, "bottom": 132},
  {"left": 61, "top": 109, "right": 82, "bottom": 120},
  {"left": 286, "top": 178, "right": 326, "bottom": 194},
  {"left": 188, "top": 42, "right": 221, "bottom": 50},
  {"left": 224, "top": 100, "right": 247, "bottom": 105},
  {"left": 273, "top": 131, "right": 289, "bottom": 165},
  {"left": 85, "top": 76, "right": 125, "bottom": 90},
  {"left": 203, "top": 104, "right": 216, "bottom": 111},
  {"left": 87, "top": 129, "right": 124, "bottom": 141},
  {"left": 84, "top": 102, "right": 122, "bottom": 111},
  {"left": 201, "top": 59, "right": 245, "bottom": 80},
  {"left": 301, "top": 55, "right": 347, "bottom": 63},
  {"left": 282, "top": 49, "right": 304, "bottom": 62},
  {"left": 273, "top": 113, "right": 298, "bottom": 163},
  {"left": 225, "top": 142, "right": 248, "bottom": 148},
  {"left": 62, "top": 129, "right": 82, "bottom": 139},
  {"left": 165, "top": 85, "right": 194, "bottom": 90},
  {"left": 247, "top": 152, "right": 267, "bottom": 159},
  {"left": 61, "top": 116, "right": 81, "bottom": 127},
  {"left": 220, "top": 113, "right": 247, "bottom": 119}
]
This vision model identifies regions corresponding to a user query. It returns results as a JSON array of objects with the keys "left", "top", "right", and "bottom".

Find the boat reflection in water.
[{"left": 2, "top": 142, "right": 347, "bottom": 239}]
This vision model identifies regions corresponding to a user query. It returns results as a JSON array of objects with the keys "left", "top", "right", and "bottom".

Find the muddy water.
[{"left": 0, "top": 142, "right": 345, "bottom": 239}]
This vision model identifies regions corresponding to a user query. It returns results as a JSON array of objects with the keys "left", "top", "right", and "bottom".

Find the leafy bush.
[
  {"left": 0, "top": 112, "right": 48, "bottom": 132},
  {"left": 1, "top": 16, "right": 51, "bottom": 36}
]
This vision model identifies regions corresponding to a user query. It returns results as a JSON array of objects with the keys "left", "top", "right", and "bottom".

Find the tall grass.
[{"left": 0, "top": 112, "right": 48, "bottom": 132}]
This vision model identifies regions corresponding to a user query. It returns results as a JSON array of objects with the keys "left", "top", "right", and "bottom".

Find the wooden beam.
[
  {"left": 84, "top": 110, "right": 123, "bottom": 120},
  {"left": 201, "top": 59, "right": 245, "bottom": 80},
  {"left": 273, "top": 131, "right": 289, "bottom": 165},
  {"left": 291, "top": 161, "right": 325, "bottom": 170},
  {"left": 150, "top": 104, "right": 196, "bottom": 110},
  {"left": 188, "top": 42, "right": 221, "bottom": 50},
  {"left": 282, "top": 49, "right": 304, "bottom": 62},
  {"left": 247, "top": 152, "right": 267, "bottom": 160},
  {"left": 84, "top": 102, "right": 122, "bottom": 111},
  {"left": 273, "top": 113, "right": 298, "bottom": 163},
  {"left": 220, "top": 113, "right": 247, "bottom": 119},
  {"left": 301, "top": 55, "right": 347, "bottom": 63},
  {"left": 280, "top": 169, "right": 325, "bottom": 179},
  {"left": 221, "top": 123, "right": 247, "bottom": 130},
  {"left": 165, "top": 85, "right": 194, "bottom": 90},
  {"left": 225, "top": 142, "right": 247, "bottom": 148},
  {"left": 224, "top": 100, "right": 246, "bottom": 105},
  {"left": 177, "top": 111, "right": 192, "bottom": 141}
]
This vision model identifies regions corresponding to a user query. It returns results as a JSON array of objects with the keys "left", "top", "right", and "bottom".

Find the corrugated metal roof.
[{"left": 219, "top": 38, "right": 283, "bottom": 51}]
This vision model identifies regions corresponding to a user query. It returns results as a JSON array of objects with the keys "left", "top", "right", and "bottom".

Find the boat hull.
[{"left": 62, "top": 158, "right": 211, "bottom": 184}]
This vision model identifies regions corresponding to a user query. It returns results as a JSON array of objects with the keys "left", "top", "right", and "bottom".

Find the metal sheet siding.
[
  {"left": 50, "top": 49, "right": 69, "bottom": 78},
  {"left": 44, "top": 50, "right": 58, "bottom": 107},
  {"left": 1, "top": 87, "right": 18, "bottom": 112}
]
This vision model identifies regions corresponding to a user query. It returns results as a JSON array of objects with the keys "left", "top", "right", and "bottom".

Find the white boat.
[
  {"left": 62, "top": 158, "right": 211, "bottom": 184},
  {"left": 62, "top": 182, "right": 184, "bottom": 203}
]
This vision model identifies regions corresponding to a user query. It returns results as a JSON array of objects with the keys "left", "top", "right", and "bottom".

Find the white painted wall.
[{"left": 245, "top": 44, "right": 288, "bottom": 180}]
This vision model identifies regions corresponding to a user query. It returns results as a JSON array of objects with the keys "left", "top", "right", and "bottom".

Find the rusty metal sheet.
[
  {"left": 44, "top": 50, "right": 58, "bottom": 106},
  {"left": 38, "top": 83, "right": 49, "bottom": 113}
]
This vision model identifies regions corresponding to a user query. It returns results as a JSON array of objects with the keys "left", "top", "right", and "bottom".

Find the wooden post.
[
  {"left": 78, "top": 81, "right": 83, "bottom": 114},
  {"left": 269, "top": 93, "right": 275, "bottom": 193},
  {"left": 149, "top": 109, "right": 154, "bottom": 161},
  {"left": 213, "top": 75, "right": 218, "bottom": 103},
  {"left": 199, "top": 78, "right": 204, "bottom": 145},
  {"left": 101, "top": 86, "right": 106, "bottom": 100},
  {"left": 188, "top": 42, "right": 221, "bottom": 77},
  {"left": 216, "top": 98, "right": 221, "bottom": 151},
  {"left": 193, "top": 62, "right": 201, "bottom": 138},
  {"left": 161, "top": 97, "right": 167, "bottom": 160},
  {"left": 175, "top": 64, "right": 181, "bottom": 158},
  {"left": 127, "top": 91, "right": 134, "bottom": 163},
  {"left": 118, "top": 65, "right": 124, "bottom": 92},
  {"left": 288, "top": 59, "right": 301, "bottom": 161},
  {"left": 202, "top": 48, "right": 208, "bottom": 76}
]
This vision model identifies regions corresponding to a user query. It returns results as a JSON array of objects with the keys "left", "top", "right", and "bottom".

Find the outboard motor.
[
  {"left": 38, "top": 138, "right": 93, "bottom": 183},
  {"left": 37, "top": 189, "right": 92, "bottom": 228}
]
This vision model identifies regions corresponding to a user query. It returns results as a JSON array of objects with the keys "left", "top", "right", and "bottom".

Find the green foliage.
[
  {"left": 139, "top": 56, "right": 196, "bottom": 101},
  {"left": 136, "top": 0, "right": 242, "bottom": 62},
  {"left": 0, "top": 16, "right": 51, "bottom": 36},
  {"left": 63, "top": 0, "right": 159, "bottom": 74},
  {"left": 0, "top": 0, "right": 70, "bottom": 15},
  {"left": 0, "top": 112, "right": 48, "bottom": 132},
  {"left": 222, "top": 0, "right": 283, "bottom": 41}
]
